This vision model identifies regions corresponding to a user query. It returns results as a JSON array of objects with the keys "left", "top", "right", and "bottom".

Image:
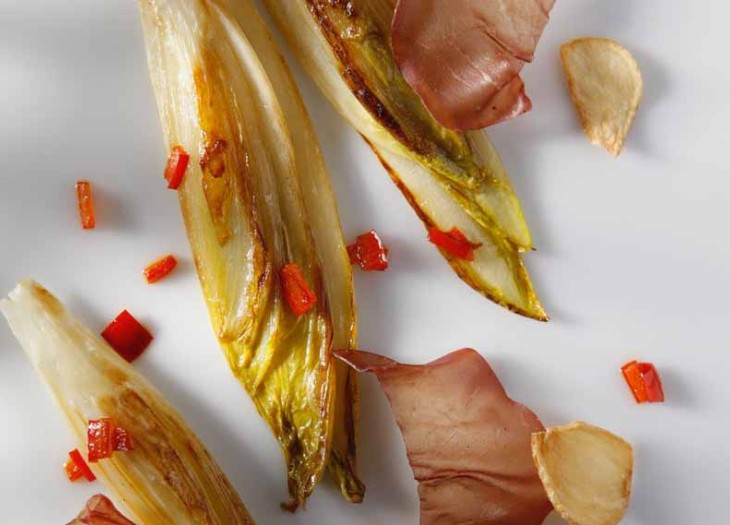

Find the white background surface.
[{"left": 1, "top": 0, "right": 728, "bottom": 523}]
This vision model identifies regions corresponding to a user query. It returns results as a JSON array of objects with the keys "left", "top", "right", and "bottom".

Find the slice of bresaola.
[
  {"left": 335, "top": 348, "right": 552, "bottom": 525},
  {"left": 392, "top": 0, "right": 556, "bottom": 130},
  {"left": 67, "top": 495, "right": 135, "bottom": 525}
]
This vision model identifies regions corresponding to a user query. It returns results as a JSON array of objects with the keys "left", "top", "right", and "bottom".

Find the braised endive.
[
  {"left": 259, "top": 0, "right": 547, "bottom": 320},
  {"left": 138, "top": 0, "right": 362, "bottom": 508},
  {"left": 0, "top": 280, "right": 256, "bottom": 524}
]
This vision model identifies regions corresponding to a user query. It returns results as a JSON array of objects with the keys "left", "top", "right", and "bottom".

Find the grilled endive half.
[
  {"left": 259, "top": 0, "right": 548, "bottom": 320},
  {"left": 138, "top": 0, "right": 362, "bottom": 508},
  {"left": 0, "top": 280, "right": 256, "bottom": 524}
]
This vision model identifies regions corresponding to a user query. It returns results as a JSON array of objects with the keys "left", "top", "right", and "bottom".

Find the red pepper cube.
[
  {"left": 64, "top": 457, "right": 83, "bottom": 482},
  {"left": 427, "top": 227, "right": 482, "bottom": 261},
  {"left": 68, "top": 449, "right": 96, "bottom": 482},
  {"left": 621, "top": 361, "right": 648, "bottom": 403},
  {"left": 87, "top": 418, "right": 116, "bottom": 463},
  {"left": 348, "top": 230, "right": 389, "bottom": 271},
  {"left": 76, "top": 180, "right": 96, "bottom": 230},
  {"left": 621, "top": 360, "right": 664, "bottom": 404},
  {"left": 164, "top": 145, "right": 190, "bottom": 190},
  {"left": 144, "top": 254, "right": 178, "bottom": 284},
  {"left": 637, "top": 362, "right": 665, "bottom": 402},
  {"left": 101, "top": 310, "right": 153, "bottom": 363},
  {"left": 113, "top": 427, "right": 134, "bottom": 452},
  {"left": 280, "top": 263, "right": 317, "bottom": 317}
]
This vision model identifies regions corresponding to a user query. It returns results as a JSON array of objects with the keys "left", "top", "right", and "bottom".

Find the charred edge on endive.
[
  {"left": 304, "top": 0, "right": 410, "bottom": 148},
  {"left": 303, "top": 0, "right": 472, "bottom": 168}
]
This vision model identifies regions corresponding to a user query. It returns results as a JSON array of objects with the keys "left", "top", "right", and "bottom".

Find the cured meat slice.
[
  {"left": 67, "top": 495, "right": 135, "bottom": 525},
  {"left": 392, "top": 0, "right": 556, "bottom": 130},
  {"left": 336, "top": 348, "right": 552, "bottom": 525}
]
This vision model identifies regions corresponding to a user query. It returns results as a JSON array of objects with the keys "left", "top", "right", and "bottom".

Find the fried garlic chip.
[
  {"left": 532, "top": 421, "right": 633, "bottom": 525},
  {"left": 561, "top": 38, "right": 643, "bottom": 156}
]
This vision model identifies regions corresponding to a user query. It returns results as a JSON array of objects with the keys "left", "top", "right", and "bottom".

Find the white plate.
[{"left": 1, "top": 0, "right": 728, "bottom": 523}]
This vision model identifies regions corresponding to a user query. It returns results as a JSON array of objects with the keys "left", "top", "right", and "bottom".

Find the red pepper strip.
[
  {"left": 621, "top": 360, "right": 664, "bottom": 403},
  {"left": 87, "top": 418, "right": 116, "bottom": 463},
  {"left": 427, "top": 227, "right": 482, "bottom": 261},
  {"left": 76, "top": 180, "right": 96, "bottom": 230},
  {"left": 113, "top": 427, "right": 133, "bottom": 452},
  {"left": 144, "top": 254, "right": 178, "bottom": 284},
  {"left": 280, "top": 263, "right": 318, "bottom": 316},
  {"left": 64, "top": 457, "right": 83, "bottom": 482},
  {"left": 164, "top": 145, "right": 190, "bottom": 190},
  {"left": 347, "top": 230, "right": 389, "bottom": 271},
  {"left": 68, "top": 449, "right": 96, "bottom": 481},
  {"left": 101, "top": 310, "right": 153, "bottom": 363}
]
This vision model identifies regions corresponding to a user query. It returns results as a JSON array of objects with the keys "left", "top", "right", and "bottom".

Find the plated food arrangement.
[{"left": 1, "top": 0, "right": 656, "bottom": 523}]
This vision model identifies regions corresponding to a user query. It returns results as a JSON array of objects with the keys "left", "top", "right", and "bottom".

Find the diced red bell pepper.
[
  {"left": 164, "top": 145, "right": 190, "bottom": 190},
  {"left": 101, "top": 310, "right": 153, "bottom": 363},
  {"left": 621, "top": 360, "right": 665, "bottom": 403},
  {"left": 347, "top": 230, "right": 389, "bottom": 271},
  {"left": 144, "top": 254, "right": 178, "bottom": 284},
  {"left": 76, "top": 180, "right": 96, "bottom": 230},
  {"left": 636, "top": 362, "right": 664, "bottom": 402},
  {"left": 67, "top": 448, "right": 96, "bottom": 482},
  {"left": 87, "top": 418, "right": 116, "bottom": 463},
  {"left": 427, "top": 227, "right": 482, "bottom": 261},
  {"left": 113, "top": 427, "right": 133, "bottom": 452},
  {"left": 280, "top": 263, "right": 317, "bottom": 316},
  {"left": 64, "top": 457, "right": 83, "bottom": 482},
  {"left": 621, "top": 360, "right": 647, "bottom": 403}
]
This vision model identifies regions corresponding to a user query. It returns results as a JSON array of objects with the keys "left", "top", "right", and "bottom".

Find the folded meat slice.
[
  {"left": 392, "top": 0, "right": 556, "bottom": 130},
  {"left": 336, "top": 349, "right": 552, "bottom": 525},
  {"left": 67, "top": 495, "right": 135, "bottom": 525}
]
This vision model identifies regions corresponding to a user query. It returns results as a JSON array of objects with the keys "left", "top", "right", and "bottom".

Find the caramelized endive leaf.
[
  {"left": 262, "top": 0, "right": 547, "bottom": 319},
  {"left": 138, "top": 0, "right": 361, "bottom": 507},
  {"left": 1, "top": 280, "right": 255, "bottom": 525}
]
